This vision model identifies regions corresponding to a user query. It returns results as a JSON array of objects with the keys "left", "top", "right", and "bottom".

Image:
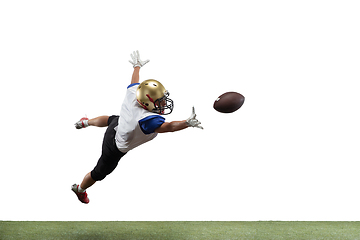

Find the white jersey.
[{"left": 115, "top": 83, "right": 165, "bottom": 153}]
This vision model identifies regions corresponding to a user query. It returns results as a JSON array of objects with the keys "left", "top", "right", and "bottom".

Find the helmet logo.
[{"left": 146, "top": 94, "right": 154, "bottom": 103}]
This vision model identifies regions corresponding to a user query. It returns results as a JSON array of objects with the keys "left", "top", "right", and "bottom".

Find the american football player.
[{"left": 71, "top": 51, "right": 203, "bottom": 204}]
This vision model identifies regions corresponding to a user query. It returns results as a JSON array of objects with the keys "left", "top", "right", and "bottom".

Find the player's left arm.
[
  {"left": 155, "top": 120, "right": 188, "bottom": 133},
  {"left": 155, "top": 107, "right": 203, "bottom": 133}
]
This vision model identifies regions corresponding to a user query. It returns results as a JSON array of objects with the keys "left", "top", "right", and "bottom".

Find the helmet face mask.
[
  {"left": 153, "top": 91, "right": 174, "bottom": 115},
  {"left": 136, "top": 79, "right": 174, "bottom": 115}
]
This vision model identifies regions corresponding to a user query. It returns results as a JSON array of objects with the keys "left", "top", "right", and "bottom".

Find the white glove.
[
  {"left": 186, "top": 106, "right": 203, "bottom": 129},
  {"left": 129, "top": 50, "right": 150, "bottom": 68}
]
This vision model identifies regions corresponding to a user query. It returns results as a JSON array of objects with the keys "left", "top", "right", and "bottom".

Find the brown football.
[{"left": 213, "top": 92, "right": 245, "bottom": 113}]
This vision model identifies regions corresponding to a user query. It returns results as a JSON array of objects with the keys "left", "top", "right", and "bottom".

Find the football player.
[{"left": 71, "top": 51, "right": 203, "bottom": 204}]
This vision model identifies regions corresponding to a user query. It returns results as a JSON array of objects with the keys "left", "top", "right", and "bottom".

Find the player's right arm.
[
  {"left": 129, "top": 50, "right": 149, "bottom": 85},
  {"left": 131, "top": 67, "right": 140, "bottom": 84}
]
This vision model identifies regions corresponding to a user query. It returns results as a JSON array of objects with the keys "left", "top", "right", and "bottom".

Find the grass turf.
[{"left": 1, "top": 221, "right": 360, "bottom": 240}]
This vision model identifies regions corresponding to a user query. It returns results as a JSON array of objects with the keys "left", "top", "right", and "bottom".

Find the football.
[{"left": 213, "top": 92, "right": 245, "bottom": 113}]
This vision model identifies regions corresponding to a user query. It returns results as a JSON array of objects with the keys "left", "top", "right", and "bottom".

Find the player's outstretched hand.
[
  {"left": 186, "top": 106, "right": 203, "bottom": 129},
  {"left": 129, "top": 50, "right": 150, "bottom": 68}
]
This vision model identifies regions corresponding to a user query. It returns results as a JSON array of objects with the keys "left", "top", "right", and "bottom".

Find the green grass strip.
[{"left": 1, "top": 221, "right": 360, "bottom": 240}]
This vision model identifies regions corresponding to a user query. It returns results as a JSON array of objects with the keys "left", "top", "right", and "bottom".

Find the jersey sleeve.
[
  {"left": 127, "top": 83, "right": 140, "bottom": 89},
  {"left": 139, "top": 115, "right": 166, "bottom": 134}
]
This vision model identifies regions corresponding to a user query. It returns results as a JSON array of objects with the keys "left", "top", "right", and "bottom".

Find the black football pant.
[{"left": 90, "top": 115, "right": 126, "bottom": 181}]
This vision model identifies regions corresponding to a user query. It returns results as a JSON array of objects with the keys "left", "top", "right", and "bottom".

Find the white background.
[{"left": 1, "top": 0, "right": 359, "bottom": 221}]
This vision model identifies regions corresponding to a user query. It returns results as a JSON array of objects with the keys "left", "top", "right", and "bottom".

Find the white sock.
[
  {"left": 82, "top": 120, "right": 89, "bottom": 128},
  {"left": 78, "top": 185, "right": 86, "bottom": 193}
]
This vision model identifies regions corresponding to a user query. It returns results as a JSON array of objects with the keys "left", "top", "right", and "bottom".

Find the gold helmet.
[{"left": 136, "top": 79, "right": 174, "bottom": 115}]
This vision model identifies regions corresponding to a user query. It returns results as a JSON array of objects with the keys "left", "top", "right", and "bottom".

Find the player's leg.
[
  {"left": 80, "top": 172, "right": 96, "bottom": 189},
  {"left": 88, "top": 116, "right": 109, "bottom": 127},
  {"left": 72, "top": 115, "right": 125, "bottom": 204},
  {"left": 75, "top": 115, "right": 109, "bottom": 129},
  {"left": 90, "top": 116, "right": 126, "bottom": 183},
  {"left": 71, "top": 172, "right": 96, "bottom": 204}
]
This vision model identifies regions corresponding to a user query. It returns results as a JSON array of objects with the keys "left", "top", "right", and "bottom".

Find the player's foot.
[
  {"left": 74, "top": 117, "right": 89, "bottom": 129},
  {"left": 71, "top": 184, "right": 90, "bottom": 204}
]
